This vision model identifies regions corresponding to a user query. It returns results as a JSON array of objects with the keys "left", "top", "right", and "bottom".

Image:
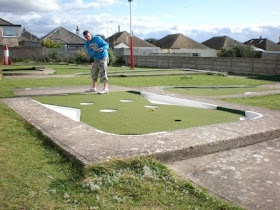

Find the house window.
[{"left": 2, "top": 27, "right": 18, "bottom": 37}]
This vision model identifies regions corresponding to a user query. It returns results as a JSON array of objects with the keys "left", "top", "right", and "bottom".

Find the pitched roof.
[
  {"left": 154, "top": 33, "right": 209, "bottom": 49},
  {"left": 0, "top": 18, "right": 13, "bottom": 26},
  {"left": 244, "top": 38, "right": 280, "bottom": 51},
  {"left": 20, "top": 28, "right": 40, "bottom": 41},
  {"left": 106, "top": 31, "right": 157, "bottom": 48},
  {"left": 41, "top": 27, "right": 85, "bottom": 45},
  {"left": 202, "top": 36, "right": 243, "bottom": 50},
  {"left": 0, "top": 18, "right": 21, "bottom": 26}
]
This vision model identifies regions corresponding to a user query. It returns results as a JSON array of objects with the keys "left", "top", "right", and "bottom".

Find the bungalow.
[
  {"left": 19, "top": 28, "right": 42, "bottom": 47},
  {"left": 41, "top": 27, "right": 85, "bottom": 48},
  {"left": 106, "top": 31, "right": 160, "bottom": 55},
  {"left": 244, "top": 37, "right": 280, "bottom": 51},
  {"left": 154, "top": 33, "right": 216, "bottom": 57},
  {"left": 202, "top": 36, "right": 243, "bottom": 51},
  {"left": 0, "top": 18, "right": 21, "bottom": 47}
]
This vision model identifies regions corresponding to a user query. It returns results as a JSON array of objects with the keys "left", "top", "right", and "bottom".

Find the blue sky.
[{"left": 1, "top": 0, "right": 280, "bottom": 43}]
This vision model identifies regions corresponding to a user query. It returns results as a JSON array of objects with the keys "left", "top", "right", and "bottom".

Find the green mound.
[
  {"left": 165, "top": 86, "right": 277, "bottom": 96},
  {"left": 32, "top": 91, "right": 243, "bottom": 135}
]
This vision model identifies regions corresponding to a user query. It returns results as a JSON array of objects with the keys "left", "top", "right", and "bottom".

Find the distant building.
[
  {"left": 202, "top": 36, "right": 243, "bottom": 51},
  {"left": 244, "top": 37, "right": 280, "bottom": 51},
  {"left": 154, "top": 33, "right": 216, "bottom": 57},
  {"left": 41, "top": 27, "right": 85, "bottom": 48},
  {"left": 106, "top": 31, "right": 160, "bottom": 55},
  {"left": 107, "top": 31, "right": 157, "bottom": 48},
  {"left": 19, "top": 28, "right": 42, "bottom": 47},
  {"left": 0, "top": 18, "right": 21, "bottom": 47}
]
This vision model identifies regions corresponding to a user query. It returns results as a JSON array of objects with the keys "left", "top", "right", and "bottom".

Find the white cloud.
[
  {"left": 133, "top": 23, "right": 280, "bottom": 43},
  {"left": 0, "top": 1, "right": 279, "bottom": 44},
  {"left": 0, "top": 0, "right": 59, "bottom": 13},
  {"left": 164, "top": 14, "right": 174, "bottom": 18},
  {"left": 63, "top": 0, "right": 117, "bottom": 10}
]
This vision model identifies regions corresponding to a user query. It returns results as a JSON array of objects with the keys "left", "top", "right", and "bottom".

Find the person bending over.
[{"left": 83, "top": 30, "right": 109, "bottom": 94}]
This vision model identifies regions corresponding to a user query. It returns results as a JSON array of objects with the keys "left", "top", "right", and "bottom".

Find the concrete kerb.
[
  {"left": 2, "top": 85, "right": 280, "bottom": 165},
  {"left": 2, "top": 66, "right": 55, "bottom": 77}
]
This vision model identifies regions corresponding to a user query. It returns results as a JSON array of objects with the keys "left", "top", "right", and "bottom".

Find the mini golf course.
[
  {"left": 32, "top": 91, "right": 245, "bottom": 135},
  {"left": 4, "top": 84, "right": 280, "bottom": 166},
  {"left": 164, "top": 86, "right": 277, "bottom": 96}
]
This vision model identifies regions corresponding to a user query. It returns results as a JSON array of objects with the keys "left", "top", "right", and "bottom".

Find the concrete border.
[
  {"left": 2, "top": 67, "right": 55, "bottom": 77},
  {"left": 2, "top": 85, "right": 280, "bottom": 165}
]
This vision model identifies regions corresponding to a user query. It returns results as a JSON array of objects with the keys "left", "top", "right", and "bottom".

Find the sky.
[{"left": 1, "top": 0, "right": 280, "bottom": 43}]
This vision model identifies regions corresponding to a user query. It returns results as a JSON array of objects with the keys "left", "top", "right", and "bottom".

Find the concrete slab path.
[{"left": 167, "top": 137, "right": 280, "bottom": 210}]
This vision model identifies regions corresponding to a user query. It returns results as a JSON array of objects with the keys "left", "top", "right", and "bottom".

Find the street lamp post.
[{"left": 128, "top": 0, "right": 134, "bottom": 69}]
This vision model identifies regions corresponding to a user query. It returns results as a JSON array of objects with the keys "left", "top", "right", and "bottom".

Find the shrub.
[
  {"left": 49, "top": 50, "right": 58, "bottom": 61},
  {"left": 108, "top": 49, "right": 117, "bottom": 66},
  {"left": 108, "top": 49, "right": 124, "bottom": 66},
  {"left": 42, "top": 39, "right": 63, "bottom": 48},
  {"left": 235, "top": 45, "right": 257, "bottom": 58},
  {"left": 75, "top": 50, "right": 88, "bottom": 64},
  {"left": 218, "top": 46, "right": 257, "bottom": 58}
]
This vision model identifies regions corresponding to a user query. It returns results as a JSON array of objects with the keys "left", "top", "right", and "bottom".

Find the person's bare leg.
[
  {"left": 103, "top": 80, "right": 108, "bottom": 90},
  {"left": 92, "top": 81, "right": 97, "bottom": 89}
]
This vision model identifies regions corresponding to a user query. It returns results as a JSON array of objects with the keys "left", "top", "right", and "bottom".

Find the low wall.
[
  {"left": 123, "top": 55, "right": 280, "bottom": 75},
  {"left": 262, "top": 51, "right": 280, "bottom": 60},
  {"left": 0, "top": 46, "right": 87, "bottom": 62}
]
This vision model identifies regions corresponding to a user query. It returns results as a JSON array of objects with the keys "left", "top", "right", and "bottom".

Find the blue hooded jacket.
[{"left": 85, "top": 35, "right": 109, "bottom": 60}]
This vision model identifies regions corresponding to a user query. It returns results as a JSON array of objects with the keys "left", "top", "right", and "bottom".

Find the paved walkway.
[{"left": 167, "top": 138, "right": 280, "bottom": 210}]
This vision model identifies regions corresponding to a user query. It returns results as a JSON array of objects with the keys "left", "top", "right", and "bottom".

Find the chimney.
[
  {"left": 279, "top": 36, "right": 280, "bottom": 43},
  {"left": 259, "top": 36, "right": 262, "bottom": 39},
  {"left": 76, "top": 26, "right": 80, "bottom": 36},
  {"left": 118, "top": 25, "right": 120, "bottom": 33}
]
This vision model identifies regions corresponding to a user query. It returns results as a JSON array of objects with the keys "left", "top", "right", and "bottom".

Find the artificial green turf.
[
  {"left": 32, "top": 91, "right": 243, "bottom": 135},
  {"left": 165, "top": 86, "right": 277, "bottom": 96}
]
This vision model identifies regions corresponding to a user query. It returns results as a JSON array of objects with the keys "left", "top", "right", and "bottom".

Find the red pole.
[{"left": 130, "top": 36, "right": 134, "bottom": 69}]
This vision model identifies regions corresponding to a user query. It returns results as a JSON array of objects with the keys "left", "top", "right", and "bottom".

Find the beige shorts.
[{"left": 91, "top": 57, "right": 109, "bottom": 82}]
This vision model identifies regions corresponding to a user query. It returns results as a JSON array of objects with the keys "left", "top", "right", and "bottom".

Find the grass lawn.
[
  {"left": 165, "top": 86, "right": 277, "bottom": 96},
  {"left": 109, "top": 74, "right": 274, "bottom": 87},
  {"left": 0, "top": 65, "right": 276, "bottom": 98},
  {"left": 1, "top": 64, "right": 162, "bottom": 75},
  {"left": 32, "top": 91, "right": 242, "bottom": 135},
  {"left": 0, "top": 101, "right": 242, "bottom": 209},
  {"left": 223, "top": 94, "right": 280, "bottom": 110}
]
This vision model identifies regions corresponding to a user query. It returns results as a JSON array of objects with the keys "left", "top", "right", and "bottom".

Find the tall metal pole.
[{"left": 128, "top": 0, "right": 134, "bottom": 69}]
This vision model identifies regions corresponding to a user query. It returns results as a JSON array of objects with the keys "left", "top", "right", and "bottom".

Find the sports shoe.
[
  {"left": 85, "top": 87, "right": 96, "bottom": 92},
  {"left": 98, "top": 89, "right": 109, "bottom": 94}
]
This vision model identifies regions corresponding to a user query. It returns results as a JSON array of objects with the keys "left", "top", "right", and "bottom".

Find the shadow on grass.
[{"left": 249, "top": 75, "right": 280, "bottom": 82}]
